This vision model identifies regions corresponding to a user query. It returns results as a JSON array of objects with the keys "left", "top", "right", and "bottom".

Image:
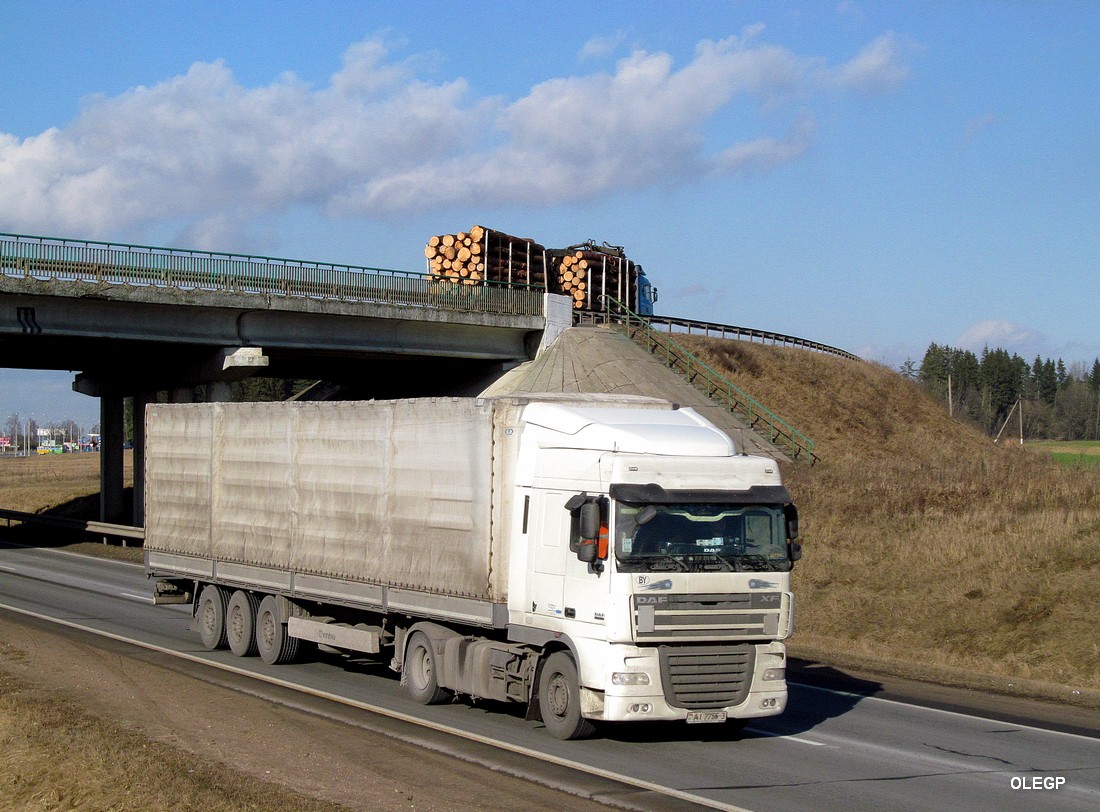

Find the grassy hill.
[{"left": 676, "top": 335, "right": 1100, "bottom": 704}]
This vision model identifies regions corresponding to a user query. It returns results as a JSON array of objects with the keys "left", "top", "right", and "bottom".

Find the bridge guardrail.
[
  {"left": 0, "top": 507, "right": 144, "bottom": 543},
  {"left": 0, "top": 232, "right": 544, "bottom": 317},
  {"left": 646, "top": 316, "right": 860, "bottom": 361}
]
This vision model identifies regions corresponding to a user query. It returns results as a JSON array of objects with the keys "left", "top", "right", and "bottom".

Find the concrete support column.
[
  {"left": 99, "top": 395, "right": 126, "bottom": 524},
  {"left": 131, "top": 392, "right": 152, "bottom": 527},
  {"left": 207, "top": 380, "right": 233, "bottom": 402}
]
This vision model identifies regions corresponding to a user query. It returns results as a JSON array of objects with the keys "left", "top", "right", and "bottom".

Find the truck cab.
[
  {"left": 509, "top": 401, "right": 799, "bottom": 737},
  {"left": 634, "top": 266, "right": 657, "bottom": 315}
]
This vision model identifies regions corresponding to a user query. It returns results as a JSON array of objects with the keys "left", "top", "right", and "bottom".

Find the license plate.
[{"left": 686, "top": 710, "right": 727, "bottom": 724}]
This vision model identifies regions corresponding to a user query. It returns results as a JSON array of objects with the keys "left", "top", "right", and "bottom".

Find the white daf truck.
[{"left": 144, "top": 394, "right": 801, "bottom": 739}]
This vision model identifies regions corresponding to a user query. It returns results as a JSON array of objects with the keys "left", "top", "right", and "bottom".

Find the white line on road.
[
  {"left": 0, "top": 600, "right": 758, "bottom": 812},
  {"left": 119, "top": 592, "right": 154, "bottom": 602},
  {"left": 745, "top": 727, "right": 825, "bottom": 746},
  {"left": 789, "top": 681, "right": 1100, "bottom": 743}
]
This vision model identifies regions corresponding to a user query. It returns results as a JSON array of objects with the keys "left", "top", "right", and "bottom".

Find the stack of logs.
[
  {"left": 425, "top": 227, "right": 638, "bottom": 311},
  {"left": 549, "top": 245, "right": 634, "bottom": 310},
  {"left": 425, "top": 225, "right": 547, "bottom": 287}
]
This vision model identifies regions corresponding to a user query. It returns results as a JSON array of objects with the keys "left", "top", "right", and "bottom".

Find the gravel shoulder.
[{"left": 0, "top": 611, "right": 625, "bottom": 812}]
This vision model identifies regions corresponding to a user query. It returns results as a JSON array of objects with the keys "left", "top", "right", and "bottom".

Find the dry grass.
[
  {"left": 0, "top": 655, "right": 348, "bottom": 812},
  {"left": 678, "top": 336, "right": 1100, "bottom": 700},
  {"left": 0, "top": 452, "right": 132, "bottom": 515}
]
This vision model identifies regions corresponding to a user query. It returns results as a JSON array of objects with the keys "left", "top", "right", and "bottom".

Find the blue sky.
[{"left": 2, "top": 1, "right": 1098, "bottom": 430}]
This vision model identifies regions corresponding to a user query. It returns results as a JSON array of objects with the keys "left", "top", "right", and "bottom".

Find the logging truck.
[
  {"left": 425, "top": 226, "right": 658, "bottom": 316},
  {"left": 144, "top": 394, "right": 800, "bottom": 739}
]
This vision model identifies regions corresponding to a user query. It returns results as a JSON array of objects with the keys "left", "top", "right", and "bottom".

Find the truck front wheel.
[
  {"left": 538, "top": 652, "right": 596, "bottom": 740},
  {"left": 404, "top": 632, "right": 453, "bottom": 705},
  {"left": 197, "top": 585, "right": 229, "bottom": 650}
]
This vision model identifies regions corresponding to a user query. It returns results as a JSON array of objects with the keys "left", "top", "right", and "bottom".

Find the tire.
[
  {"left": 404, "top": 631, "right": 453, "bottom": 705},
  {"left": 256, "top": 595, "right": 300, "bottom": 665},
  {"left": 538, "top": 651, "right": 596, "bottom": 740},
  {"left": 197, "top": 584, "right": 229, "bottom": 650},
  {"left": 226, "top": 590, "right": 260, "bottom": 657}
]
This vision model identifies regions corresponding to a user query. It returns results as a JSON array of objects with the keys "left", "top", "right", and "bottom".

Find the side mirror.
[
  {"left": 578, "top": 501, "right": 601, "bottom": 541},
  {"left": 564, "top": 493, "right": 588, "bottom": 512},
  {"left": 789, "top": 541, "right": 802, "bottom": 562},
  {"left": 577, "top": 542, "right": 598, "bottom": 564},
  {"left": 784, "top": 504, "right": 799, "bottom": 540}
]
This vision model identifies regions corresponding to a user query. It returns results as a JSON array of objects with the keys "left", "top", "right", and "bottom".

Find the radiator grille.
[
  {"left": 633, "top": 592, "right": 785, "bottom": 641},
  {"left": 658, "top": 645, "right": 756, "bottom": 710}
]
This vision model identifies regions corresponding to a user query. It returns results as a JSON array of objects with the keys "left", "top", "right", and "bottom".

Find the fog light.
[
  {"left": 628, "top": 703, "right": 652, "bottom": 714},
  {"left": 612, "top": 672, "right": 651, "bottom": 686},
  {"left": 762, "top": 667, "right": 785, "bottom": 681},
  {"left": 760, "top": 698, "right": 779, "bottom": 709}
]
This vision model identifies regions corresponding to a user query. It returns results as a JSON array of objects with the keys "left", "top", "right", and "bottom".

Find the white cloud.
[
  {"left": 578, "top": 32, "right": 627, "bottom": 61},
  {"left": 0, "top": 30, "right": 911, "bottom": 239},
  {"left": 956, "top": 319, "right": 1046, "bottom": 357},
  {"left": 830, "top": 33, "right": 913, "bottom": 94}
]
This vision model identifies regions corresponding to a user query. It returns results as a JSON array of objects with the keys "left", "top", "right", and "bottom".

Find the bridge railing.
[
  {"left": 599, "top": 298, "right": 818, "bottom": 464},
  {"left": 0, "top": 507, "right": 144, "bottom": 543},
  {"left": 646, "top": 315, "right": 860, "bottom": 361},
  {"left": 0, "top": 232, "right": 544, "bottom": 317}
]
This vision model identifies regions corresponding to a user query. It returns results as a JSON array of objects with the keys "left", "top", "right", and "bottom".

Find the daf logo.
[
  {"left": 635, "top": 595, "right": 670, "bottom": 605},
  {"left": 748, "top": 579, "right": 778, "bottom": 589}
]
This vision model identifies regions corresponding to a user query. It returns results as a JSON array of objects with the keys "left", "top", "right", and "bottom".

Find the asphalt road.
[{"left": 1, "top": 541, "right": 1097, "bottom": 812}]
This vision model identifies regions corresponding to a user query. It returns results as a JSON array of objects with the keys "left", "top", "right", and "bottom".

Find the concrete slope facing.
[{"left": 480, "top": 326, "right": 789, "bottom": 461}]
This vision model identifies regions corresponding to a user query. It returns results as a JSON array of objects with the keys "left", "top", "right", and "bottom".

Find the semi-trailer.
[{"left": 144, "top": 393, "right": 801, "bottom": 739}]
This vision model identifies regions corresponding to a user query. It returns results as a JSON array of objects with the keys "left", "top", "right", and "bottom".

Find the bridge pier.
[
  {"left": 99, "top": 395, "right": 126, "bottom": 525},
  {"left": 131, "top": 391, "right": 153, "bottom": 527},
  {"left": 207, "top": 381, "right": 233, "bottom": 402}
]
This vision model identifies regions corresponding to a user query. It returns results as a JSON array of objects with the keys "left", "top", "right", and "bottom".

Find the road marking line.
[
  {"left": 119, "top": 592, "right": 154, "bottom": 603},
  {"left": 789, "top": 681, "right": 1100, "bottom": 743},
  {"left": 0, "top": 600, "right": 758, "bottom": 812},
  {"left": 746, "top": 727, "right": 825, "bottom": 746}
]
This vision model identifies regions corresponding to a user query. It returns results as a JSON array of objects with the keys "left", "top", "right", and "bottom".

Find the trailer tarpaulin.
[{"left": 145, "top": 399, "right": 495, "bottom": 599}]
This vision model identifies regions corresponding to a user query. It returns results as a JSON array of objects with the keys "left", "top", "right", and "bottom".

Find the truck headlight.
[
  {"left": 611, "top": 672, "right": 651, "bottom": 686},
  {"left": 762, "top": 667, "right": 785, "bottom": 681}
]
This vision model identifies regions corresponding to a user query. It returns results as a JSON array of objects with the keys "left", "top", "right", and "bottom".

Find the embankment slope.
[{"left": 486, "top": 326, "right": 1100, "bottom": 704}]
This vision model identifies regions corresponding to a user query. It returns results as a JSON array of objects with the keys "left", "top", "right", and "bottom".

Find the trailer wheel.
[
  {"left": 256, "top": 595, "right": 299, "bottom": 665},
  {"left": 538, "top": 652, "right": 596, "bottom": 740},
  {"left": 404, "top": 632, "right": 453, "bottom": 705},
  {"left": 197, "top": 585, "right": 229, "bottom": 650},
  {"left": 226, "top": 590, "right": 260, "bottom": 657}
]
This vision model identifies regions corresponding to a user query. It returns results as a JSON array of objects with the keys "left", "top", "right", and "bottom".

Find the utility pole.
[{"left": 994, "top": 399, "right": 1023, "bottom": 445}]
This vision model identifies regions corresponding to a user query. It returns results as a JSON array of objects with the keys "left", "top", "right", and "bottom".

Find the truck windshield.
[{"left": 614, "top": 502, "right": 791, "bottom": 573}]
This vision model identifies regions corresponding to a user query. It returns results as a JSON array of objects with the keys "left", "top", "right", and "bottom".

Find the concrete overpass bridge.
[{"left": 1, "top": 232, "right": 569, "bottom": 526}]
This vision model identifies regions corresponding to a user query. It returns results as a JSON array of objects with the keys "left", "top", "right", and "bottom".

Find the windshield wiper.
[
  {"left": 685, "top": 553, "right": 736, "bottom": 572},
  {"left": 632, "top": 554, "right": 690, "bottom": 572},
  {"left": 731, "top": 554, "right": 779, "bottom": 572}
]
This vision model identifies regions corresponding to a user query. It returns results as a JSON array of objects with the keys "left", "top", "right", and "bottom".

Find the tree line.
[
  {"left": 122, "top": 378, "right": 316, "bottom": 440},
  {"left": 910, "top": 343, "right": 1100, "bottom": 440},
  {"left": 3, "top": 414, "right": 89, "bottom": 452}
]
